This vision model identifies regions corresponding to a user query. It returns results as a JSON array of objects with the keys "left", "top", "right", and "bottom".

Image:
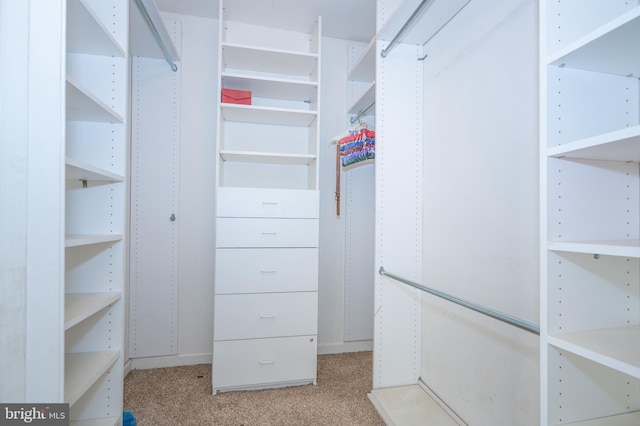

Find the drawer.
[
  {"left": 214, "top": 292, "right": 318, "bottom": 340},
  {"left": 212, "top": 335, "right": 317, "bottom": 392},
  {"left": 216, "top": 248, "right": 318, "bottom": 294},
  {"left": 216, "top": 218, "right": 318, "bottom": 248},
  {"left": 217, "top": 187, "right": 319, "bottom": 218}
]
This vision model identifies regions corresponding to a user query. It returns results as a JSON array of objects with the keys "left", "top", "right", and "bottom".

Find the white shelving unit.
[
  {"left": 212, "top": 0, "right": 321, "bottom": 393},
  {"left": 64, "top": 0, "right": 128, "bottom": 422},
  {"left": 347, "top": 37, "right": 376, "bottom": 119},
  {"left": 541, "top": 2, "right": 640, "bottom": 424}
]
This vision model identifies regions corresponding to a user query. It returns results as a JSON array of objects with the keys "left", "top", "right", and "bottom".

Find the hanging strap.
[{"left": 335, "top": 143, "right": 340, "bottom": 216}]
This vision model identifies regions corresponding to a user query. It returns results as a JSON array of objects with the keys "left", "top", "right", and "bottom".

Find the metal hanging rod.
[
  {"left": 378, "top": 267, "right": 540, "bottom": 335},
  {"left": 134, "top": 0, "right": 178, "bottom": 72},
  {"left": 350, "top": 100, "right": 376, "bottom": 124},
  {"left": 381, "top": 0, "right": 434, "bottom": 58}
]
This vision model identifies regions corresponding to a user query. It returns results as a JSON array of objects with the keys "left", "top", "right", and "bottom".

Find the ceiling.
[{"left": 154, "top": 0, "right": 376, "bottom": 43}]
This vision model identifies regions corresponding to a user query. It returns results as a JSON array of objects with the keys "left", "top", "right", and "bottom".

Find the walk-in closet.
[{"left": 3, "top": 0, "right": 639, "bottom": 424}]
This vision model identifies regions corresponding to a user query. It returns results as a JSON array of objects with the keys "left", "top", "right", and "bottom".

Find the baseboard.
[
  {"left": 418, "top": 378, "right": 467, "bottom": 425},
  {"left": 124, "top": 358, "right": 133, "bottom": 377},
  {"left": 128, "top": 352, "right": 213, "bottom": 371},
  {"left": 125, "top": 343, "right": 372, "bottom": 371},
  {"left": 317, "top": 340, "right": 373, "bottom": 355}
]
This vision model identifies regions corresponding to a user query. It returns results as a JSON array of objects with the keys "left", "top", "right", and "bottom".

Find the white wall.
[
  {"left": 0, "top": 0, "right": 65, "bottom": 401},
  {"left": 318, "top": 36, "right": 374, "bottom": 354},
  {"left": 421, "top": 0, "right": 539, "bottom": 423},
  {"left": 174, "top": 13, "right": 218, "bottom": 359},
  {"left": 128, "top": 18, "right": 371, "bottom": 367}
]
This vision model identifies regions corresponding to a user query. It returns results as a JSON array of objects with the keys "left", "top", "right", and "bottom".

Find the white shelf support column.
[{"left": 373, "top": 39, "right": 424, "bottom": 389}]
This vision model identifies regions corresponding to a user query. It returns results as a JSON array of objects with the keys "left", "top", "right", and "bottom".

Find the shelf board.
[
  {"left": 548, "top": 326, "right": 640, "bottom": 379},
  {"left": 547, "top": 125, "right": 640, "bottom": 162},
  {"left": 65, "top": 234, "right": 123, "bottom": 248},
  {"left": 563, "top": 412, "right": 640, "bottom": 426},
  {"left": 65, "top": 293, "right": 121, "bottom": 330},
  {"left": 222, "top": 42, "right": 318, "bottom": 77},
  {"left": 66, "top": 76, "right": 124, "bottom": 123},
  {"left": 67, "top": 0, "right": 125, "bottom": 57},
  {"left": 548, "top": 240, "right": 640, "bottom": 258},
  {"left": 220, "top": 150, "right": 316, "bottom": 165},
  {"left": 348, "top": 82, "right": 376, "bottom": 116},
  {"left": 222, "top": 73, "right": 318, "bottom": 102},
  {"left": 70, "top": 418, "right": 119, "bottom": 426},
  {"left": 347, "top": 37, "right": 375, "bottom": 82},
  {"left": 220, "top": 104, "right": 317, "bottom": 126},
  {"left": 547, "top": 7, "right": 640, "bottom": 77},
  {"left": 65, "top": 351, "right": 120, "bottom": 406},
  {"left": 66, "top": 157, "right": 125, "bottom": 182}
]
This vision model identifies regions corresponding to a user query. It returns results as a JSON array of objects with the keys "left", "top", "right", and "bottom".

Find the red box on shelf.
[{"left": 222, "top": 88, "right": 251, "bottom": 105}]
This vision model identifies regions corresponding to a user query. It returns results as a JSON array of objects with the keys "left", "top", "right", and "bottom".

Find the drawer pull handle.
[
  {"left": 262, "top": 202, "right": 278, "bottom": 205},
  {"left": 260, "top": 269, "right": 277, "bottom": 273},
  {"left": 260, "top": 314, "right": 276, "bottom": 319},
  {"left": 259, "top": 360, "right": 275, "bottom": 365},
  {"left": 262, "top": 232, "right": 277, "bottom": 235}
]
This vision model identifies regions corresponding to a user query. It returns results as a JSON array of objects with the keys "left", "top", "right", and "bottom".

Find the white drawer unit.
[
  {"left": 216, "top": 217, "right": 319, "bottom": 248},
  {"left": 212, "top": 336, "right": 317, "bottom": 393},
  {"left": 215, "top": 248, "right": 318, "bottom": 294},
  {"left": 217, "top": 187, "right": 319, "bottom": 218},
  {"left": 214, "top": 292, "right": 318, "bottom": 340},
  {"left": 213, "top": 0, "right": 320, "bottom": 394}
]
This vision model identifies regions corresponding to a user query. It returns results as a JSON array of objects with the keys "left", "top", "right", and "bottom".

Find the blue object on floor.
[{"left": 123, "top": 410, "right": 137, "bottom": 426}]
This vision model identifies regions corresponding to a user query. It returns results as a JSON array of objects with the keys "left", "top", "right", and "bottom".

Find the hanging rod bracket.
[
  {"left": 380, "top": 0, "right": 435, "bottom": 58},
  {"left": 350, "top": 100, "right": 376, "bottom": 124}
]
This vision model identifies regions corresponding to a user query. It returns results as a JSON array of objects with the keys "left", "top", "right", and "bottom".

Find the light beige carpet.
[{"left": 124, "top": 351, "right": 384, "bottom": 426}]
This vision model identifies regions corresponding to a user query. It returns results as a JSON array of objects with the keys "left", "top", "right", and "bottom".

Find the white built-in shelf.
[
  {"left": 348, "top": 37, "right": 375, "bottom": 82},
  {"left": 564, "top": 412, "right": 640, "bottom": 426},
  {"left": 66, "top": 76, "right": 124, "bottom": 123},
  {"left": 65, "top": 293, "right": 122, "bottom": 330},
  {"left": 549, "top": 326, "right": 640, "bottom": 379},
  {"left": 220, "top": 150, "right": 316, "bottom": 165},
  {"left": 65, "top": 234, "right": 123, "bottom": 248},
  {"left": 65, "top": 351, "right": 120, "bottom": 406},
  {"left": 222, "top": 42, "right": 318, "bottom": 77},
  {"left": 547, "top": 125, "right": 640, "bottom": 162},
  {"left": 66, "top": 157, "right": 125, "bottom": 182},
  {"left": 222, "top": 73, "right": 318, "bottom": 102},
  {"left": 67, "top": 0, "right": 125, "bottom": 57},
  {"left": 70, "top": 418, "right": 119, "bottom": 426},
  {"left": 220, "top": 104, "right": 317, "bottom": 126},
  {"left": 547, "top": 240, "right": 640, "bottom": 258},
  {"left": 348, "top": 82, "right": 376, "bottom": 116},
  {"left": 547, "top": 7, "right": 640, "bottom": 77}
]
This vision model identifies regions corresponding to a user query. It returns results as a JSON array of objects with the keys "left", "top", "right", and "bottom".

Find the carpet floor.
[{"left": 124, "top": 351, "right": 385, "bottom": 426}]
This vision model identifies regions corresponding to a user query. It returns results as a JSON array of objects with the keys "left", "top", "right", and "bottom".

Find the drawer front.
[
  {"left": 214, "top": 292, "right": 318, "bottom": 340},
  {"left": 217, "top": 187, "right": 319, "bottom": 218},
  {"left": 216, "top": 248, "right": 318, "bottom": 294},
  {"left": 216, "top": 218, "right": 318, "bottom": 248},
  {"left": 214, "top": 292, "right": 318, "bottom": 341},
  {"left": 212, "top": 336, "right": 317, "bottom": 392}
]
